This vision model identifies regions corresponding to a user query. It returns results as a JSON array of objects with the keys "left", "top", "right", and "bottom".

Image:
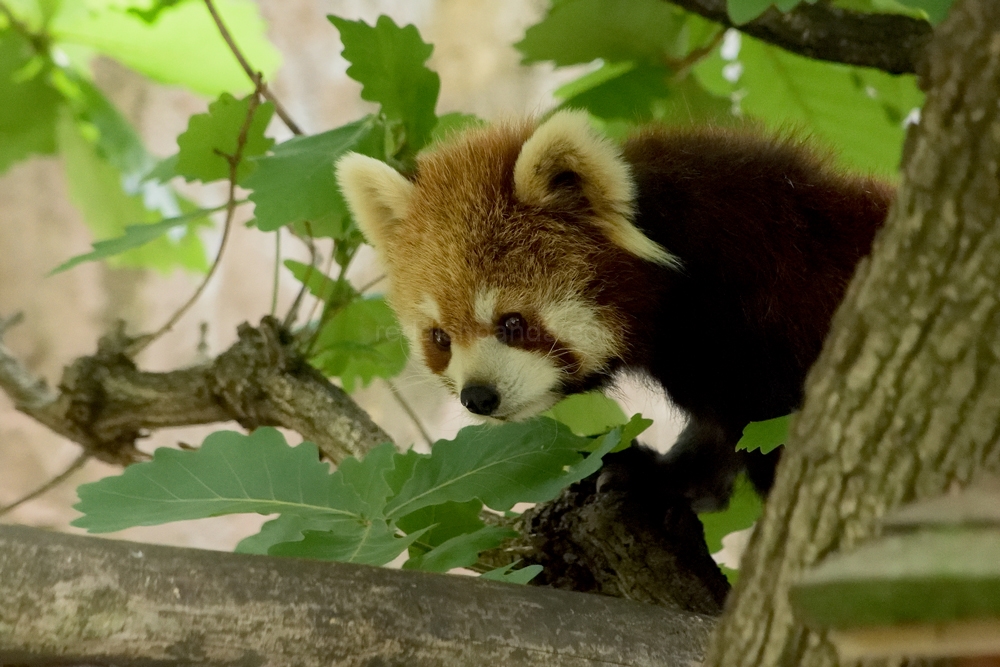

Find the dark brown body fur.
[{"left": 595, "top": 127, "right": 892, "bottom": 506}]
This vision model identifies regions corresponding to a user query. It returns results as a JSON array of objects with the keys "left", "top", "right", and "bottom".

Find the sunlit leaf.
[
  {"left": 329, "top": 15, "right": 439, "bottom": 157},
  {"left": 175, "top": 93, "right": 274, "bottom": 184},
  {"left": 309, "top": 296, "right": 408, "bottom": 392},
  {"left": 51, "top": 0, "right": 279, "bottom": 96},
  {"left": 245, "top": 116, "right": 384, "bottom": 237}
]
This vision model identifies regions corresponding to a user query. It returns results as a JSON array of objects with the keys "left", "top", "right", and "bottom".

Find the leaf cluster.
[{"left": 72, "top": 419, "right": 642, "bottom": 581}]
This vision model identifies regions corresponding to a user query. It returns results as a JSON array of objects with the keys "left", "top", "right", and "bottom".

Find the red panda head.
[{"left": 337, "top": 111, "right": 677, "bottom": 420}]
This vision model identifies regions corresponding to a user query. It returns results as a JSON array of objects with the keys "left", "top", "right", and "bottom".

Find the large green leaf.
[
  {"left": 329, "top": 15, "right": 440, "bottom": 156},
  {"left": 58, "top": 113, "right": 208, "bottom": 273},
  {"left": 73, "top": 428, "right": 368, "bottom": 532},
  {"left": 309, "top": 296, "right": 409, "bottom": 392},
  {"left": 268, "top": 522, "right": 425, "bottom": 565},
  {"left": 245, "top": 116, "right": 384, "bottom": 237},
  {"left": 695, "top": 34, "right": 923, "bottom": 175},
  {"left": 0, "top": 29, "right": 63, "bottom": 174},
  {"left": 397, "top": 499, "right": 486, "bottom": 554},
  {"left": 175, "top": 93, "right": 274, "bottom": 184},
  {"left": 516, "top": 0, "right": 688, "bottom": 66},
  {"left": 384, "top": 419, "right": 620, "bottom": 518},
  {"left": 51, "top": 0, "right": 279, "bottom": 96},
  {"left": 403, "top": 525, "right": 516, "bottom": 573}
]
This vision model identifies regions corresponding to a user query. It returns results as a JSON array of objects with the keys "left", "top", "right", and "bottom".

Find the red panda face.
[{"left": 337, "top": 111, "right": 677, "bottom": 420}]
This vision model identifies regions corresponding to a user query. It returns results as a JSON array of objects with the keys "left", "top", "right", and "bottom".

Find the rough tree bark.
[
  {"left": 0, "top": 524, "right": 714, "bottom": 667},
  {"left": 663, "top": 0, "right": 931, "bottom": 74},
  {"left": 0, "top": 316, "right": 390, "bottom": 465},
  {"left": 706, "top": 2, "right": 1000, "bottom": 666}
]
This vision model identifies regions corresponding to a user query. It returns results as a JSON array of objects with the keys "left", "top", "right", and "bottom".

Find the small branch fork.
[
  {"left": 202, "top": 0, "right": 302, "bottom": 136},
  {"left": 0, "top": 314, "right": 392, "bottom": 468}
]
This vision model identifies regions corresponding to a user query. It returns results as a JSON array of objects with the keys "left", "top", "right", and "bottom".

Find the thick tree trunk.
[{"left": 705, "top": 2, "right": 1000, "bottom": 665}]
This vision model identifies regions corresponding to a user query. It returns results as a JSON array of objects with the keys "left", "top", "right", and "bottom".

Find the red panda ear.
[
  {"left": 513, "top": 110, "right": 678, "bottom": 268},
  {"left": 336, "top": 153, "right": 414, "bottom": 252}
]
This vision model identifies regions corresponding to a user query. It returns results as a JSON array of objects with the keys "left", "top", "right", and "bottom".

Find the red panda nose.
[{"left": 460, "top": 384, "right": 500, "bottom": 416}]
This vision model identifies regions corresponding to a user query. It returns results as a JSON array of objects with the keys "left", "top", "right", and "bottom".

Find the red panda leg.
[{"left": 598, "top": 415, "right": 781, "bottom": 513}]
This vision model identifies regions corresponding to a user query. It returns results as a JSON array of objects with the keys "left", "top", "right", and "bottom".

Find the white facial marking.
[
  {"left": 473, "top": 288, "right": 497, "bottom": 325},
  {"left": 447, "top": 337, "right": 562, "bottom": 420},
  {"left": 418, "top": 295, "right": 441, "bottom": 322},
  {"left": 540, "top": 295, "right": 618, "bottom": 374}
]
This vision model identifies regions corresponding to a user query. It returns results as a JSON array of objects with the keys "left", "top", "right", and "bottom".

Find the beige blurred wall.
[{"left": 0, "top": 0, "right": 682, "bottom": 549}]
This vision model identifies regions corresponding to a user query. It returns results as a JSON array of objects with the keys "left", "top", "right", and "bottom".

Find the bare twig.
[
  {"left": 282, "top": 220, "right": 320, "bottom": 330},
  {"left": 388, "top": 380, "right": 433, "bottom": 447},
  {"left": 0, "top": 314, "right": 57, "bottom": 409},
  {"left": 359, "top": 273, "right": 387, "bottom": 294},
  {"left": 271, "top": 229, "right": 281, "bottom": 316},
  {"left": 0, "top": 451, "right": 90, "bottom": 518},
  {"left": 130, "top": 91, "right": 263, "bottom": 356},
  {"left": 202, "top": 0, "right": 304, "bottom": 136}
]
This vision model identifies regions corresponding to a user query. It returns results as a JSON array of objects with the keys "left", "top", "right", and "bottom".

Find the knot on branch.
[
  {"left": 518, "top": 475, "right": 730, "bottom": 616},
  {"left": 209, "top": 316, "right": 305, "bottom": 430}
]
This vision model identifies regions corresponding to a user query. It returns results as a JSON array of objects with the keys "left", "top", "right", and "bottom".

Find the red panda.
[{"left": 336, "top": 110, "right": 893, "bottom": 510}]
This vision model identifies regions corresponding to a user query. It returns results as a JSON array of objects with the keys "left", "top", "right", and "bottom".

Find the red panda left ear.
[
  {"left": 513, "top": 110, "right": 678, "bottom": 268},
  {"left": 336, "top": 153, "right": 414, "bottom": 253}
]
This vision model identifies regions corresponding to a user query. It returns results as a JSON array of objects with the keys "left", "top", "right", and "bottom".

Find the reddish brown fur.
[{"left": 363, "top": 117, "right": 892, "bottom": 505}]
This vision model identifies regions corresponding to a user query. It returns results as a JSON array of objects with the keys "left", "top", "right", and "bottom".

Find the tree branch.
[
  {"left": 665, "top": 0, "right": 932, "bottom": 74},
  {"left": 0, "top": 316, "right": 390, "bottom": 465},
  {"left": 0, "top": 524, "right": 714, "bottom": 667}
]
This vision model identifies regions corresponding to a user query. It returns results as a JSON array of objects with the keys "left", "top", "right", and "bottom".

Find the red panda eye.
[
  {"left": 498, "top": 313, "right": 527, "bottom": 344},
  {"left": 430, "top": 328, "right": 451, "bottom": 351}
]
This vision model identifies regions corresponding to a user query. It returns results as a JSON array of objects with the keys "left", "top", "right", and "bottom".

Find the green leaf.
[
  {"left": 127, "top": 0, "right": 186, "bottom": 23},
  {"left": 695, "top": 35, "right": 923, "bottom": 175},
  {"left": 283, "top": 259, "right": 358, "bottom": 309},
  {"left": 309, "top": 296, "right": 408, "bottom": 392},
  {"left": 516, "top": 0, "right": 688, "bottom": 66},
  {"left": 384, "top": 419, "right": 619, "bottom": 518},
  {"left": 403, "top": 525, "right": 516, "bottom": 573},
  {"left": 51, "top": 0, "right": 280, "bottom": 96},
  {"left": 329, "top": 15, "right": 440, "bottom": 157},
  {"left": 176, "top": 93, "right": 274, "bottom": 184},
  {"left": 51, "top": 207, "right": 217, "bottom": 274},
  {"left": 558, "top": 62, "right": 672, "bottom": 122},
  {"left": 72, "top": 428, "right": 368, "bottom": 532},
  {"left": 429, "top": 111, "right": 483, "bottom": 145},
  {"left": 337, "top": 441, "right": 397, "bottom": 517},
  {"left": 397, "top": 499, "right": 486, "bottom": 552},
  {"left": 543, "top": 391, "right": 626, "bottom": 436},
  {"left": 737, "top": 414, "right": 791, "bottom": 454},
  {"left": 268, "top": 522, "right": 425, "bottom": 566},
  {"left": 895, "top": 0, "right": 952, "bottom": 22},
  {"left": 698, "top": 473, "right": 764, "bottom": 583},
  {"left": 234, "top": 513, "right": 334, "bottom": 555},
  {"left": 57, "top": 112, "right": 208, "bottom": 273},
  {"left": 245, "top": 116, "right": 384, "bottom": 237},
  {"left": 0, "top": 30, "right": 63, "bottom": 174},
  {"left": 481, "top": 562, "right": 544, "bottom": 585}
]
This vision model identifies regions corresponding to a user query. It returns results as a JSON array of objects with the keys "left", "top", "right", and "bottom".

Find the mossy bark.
[{"left": 705, "top": 2, "right": 1000, "bottom": 666}]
